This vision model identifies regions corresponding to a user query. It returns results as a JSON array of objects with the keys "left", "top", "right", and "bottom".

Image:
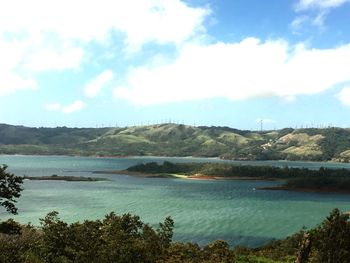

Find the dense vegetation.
[
  {"left": 2, "top": 123, "right": 350, "bottom": 162},
  {"left": 127, "top": 162, "right": 350, "bottom": 192},
  {"left": 0, "top": 209, "right": 349, "bottom": 262}
]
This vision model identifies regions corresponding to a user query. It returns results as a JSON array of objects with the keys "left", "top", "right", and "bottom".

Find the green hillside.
[{"left": 1, "top": 123, "right": 350, "bottom": 162}]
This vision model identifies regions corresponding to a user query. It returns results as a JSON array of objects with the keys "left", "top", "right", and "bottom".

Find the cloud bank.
[
  {"left": 0, "top": 0, "right": 208, "bottom": 46},
  {"left": 0, "top": 0, "right": 209, "bottom": 96},
  {"left": 2, "top": 0, "right": 350, "bottom": 110},
  {"left": 114, "top": 38, "right": 350, "bottom": 105}
]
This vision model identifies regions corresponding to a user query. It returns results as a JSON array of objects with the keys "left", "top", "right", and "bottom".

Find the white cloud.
[
  {"left": 0, "top": 0, "right": 209, "bottom": 49},
  {"left": 291, "top": 16, "right": 310, "bottom": 31},
  {"left": 0, "top": 72, "right": 37, "bottom": 96},
  {"left": 337, "top": 87, "right": 350, "bottom": 106},
  {"left": 114, "top": 38, "right": 350, "bottom": 105},
  {"left": 62, "top": 100, "right": 86, "bottom": 114},
  {"left": 293, "top": 0, "right": 349, "bottom": 29},
  {"left": 312, "top": 11, "right": 328, "bottom": 27},
  {"left": 292, "top": 10, "right": 328, "bottom": 30},
  {"left": 44, "top": 103, "right": 62, "bottom": 111},
  {"left": 44, "top": 100, "right": 86, "bottom": 114},
  {"left": 0, "top": 38, "right": 38, "bottom": 96},
  {"left": 84, "top": 70, "right": 114, "bottom": 98},
  {"left": 296, "top": 0, "right": 350, "bottom": 10},
  {"left": 0, "top": 0, "right": 209, "bottom": 95},
  {"left": 25, "top": 47, "right": 84, "bottom": 72},
  {"left": 0, "top": 34, "right": 83, "bottom": 96}
]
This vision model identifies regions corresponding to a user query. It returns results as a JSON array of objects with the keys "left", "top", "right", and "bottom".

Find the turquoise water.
[{"left": 1, "top": 155, "right": 350, "bottom": 247}]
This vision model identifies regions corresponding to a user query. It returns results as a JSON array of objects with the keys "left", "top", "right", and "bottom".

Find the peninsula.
[
  {"left": 111, "top": 161, "right": 350, "bottom": 193},
  {"left": 23, "top": 175, "right": 109, "bottom": 182}
]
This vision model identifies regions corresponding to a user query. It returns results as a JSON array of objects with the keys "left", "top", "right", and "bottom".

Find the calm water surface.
[{"left": 1, "top": 155, "right": 350, "bottom": 247}]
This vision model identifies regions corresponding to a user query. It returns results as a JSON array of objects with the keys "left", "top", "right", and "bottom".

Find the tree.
[
  {"left": 37, "top": 211, "right": 174, "bottom": 263},
  {"left": 311, "top": 208, "right": 350, "bottom": 263},
  {"left": 0, "top": 165, "right": 23, "bottom": 214},
  {"left": 157, "top": 216, "right": 174, "bottom": 250},
  {"left": 295, "top": 232, "right": 311, "bottom": 263}
]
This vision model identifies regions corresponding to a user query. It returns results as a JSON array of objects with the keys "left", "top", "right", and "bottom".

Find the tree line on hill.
[{"left": 2, "top": 123, "right": 350, "bottom": 162}]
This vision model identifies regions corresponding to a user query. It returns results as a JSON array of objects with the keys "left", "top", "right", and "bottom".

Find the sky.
[{"left": 1, "top": 0, "right": 350, "bottom": 130}]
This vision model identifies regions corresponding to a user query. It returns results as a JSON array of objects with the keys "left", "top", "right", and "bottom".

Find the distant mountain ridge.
[{"left": 1, "top": 123, "right": 350, "bottom": 162}]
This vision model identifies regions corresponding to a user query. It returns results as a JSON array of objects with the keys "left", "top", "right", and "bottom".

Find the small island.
[
  {"left": 107, "top": 161, "right": 350, "bottom": 194},
  {"left": 23, "top": 175, "right": 109, "bottom": 182}
]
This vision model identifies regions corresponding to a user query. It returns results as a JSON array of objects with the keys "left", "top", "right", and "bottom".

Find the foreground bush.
[
  {"left": 0, "top": 209, "right": 349, "bottom": 262},
  {"left": 310, "top": 209, "right": 350, "bottom": 263},
  {"left": 1, "top": 211, "right": 174, "bottom": 263}
]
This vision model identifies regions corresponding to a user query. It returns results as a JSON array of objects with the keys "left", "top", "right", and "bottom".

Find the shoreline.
[
  {"left": 1, "top": 153, "right": 349, "bottom": 164},
  {"left": 93, "top": 170, "right": 280, "bottom": 181}
]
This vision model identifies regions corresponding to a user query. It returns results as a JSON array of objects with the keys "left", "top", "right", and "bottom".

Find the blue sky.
[{"left": 1, "top": 0, "right": 350, "bottom": 130}]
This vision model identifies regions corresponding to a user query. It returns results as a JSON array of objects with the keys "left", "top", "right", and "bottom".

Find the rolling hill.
[{"left": 1, "top": 123, "right": 350, "bottom": 162}]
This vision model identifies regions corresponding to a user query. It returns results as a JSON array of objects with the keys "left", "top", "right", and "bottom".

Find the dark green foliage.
[
  {"left": 158, "top": 216, "right": 175, "bottom": 250},
  {"left": 0, "top": 164, "right": 23, "bottom": 214},
  {"left": 255, "top": 148, "right": 287, "bottom": 161},
  {"left": 0, "top": 219, "right": 22, "bottom": 235},
  {"left": 286, "top": 175, "right": 350, "bottom": 191},
  {"left": 143, "top": 162, "right": 350, "bottom": 192},
  {"left": 128, "top": 162, "right": 350, "bottom": 192},
  {"left": 0, "top": 209, "right": 349, "bottom": 262},
  {"left": 0, "top": 124, "right": 111, "bottom": 156},
  {"left": 251, "top": 231, "right": 304, "bottom": 261},
  {"left": 128, "top": 161, "right": 193, "bottom": 174},
  {"left": 234, "top": 209, "right": 350, "bottom": 262},
  {"left": 198, "top": 126, "right": 251, "bottom": 137},
  {"left": 0, "top": 212, "right": 238, "bottom": 263},
  {"left": 202, "top": 240, "right": 235, "bottom": 262},
  {"left": 36, "top": 211, "right": 175, "bottom": 263},
  {"left": 161, "top": 242, "right": 203, "bottom": 262},
  {"left": 310, "top": 208, "right": 350, "bottom": 263},
  {"left": 318, "top": 128, "right": 350, "bottom": 160},
  {"left": 69, "top": 220, "right": 103, "bottom": 263},
  {"left": 0, "top": 224, "right": 41, "bottom": 263},
  {"left": 39, "top": 211, "right": 74, "bottom": 262},
  {"left": 159, "top": 240, "right": 234, "bottom": 263}
]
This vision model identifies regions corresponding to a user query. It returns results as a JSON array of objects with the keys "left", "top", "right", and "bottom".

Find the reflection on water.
[{"left": 1, "top": 155, "right": 350, "bottom": 247}]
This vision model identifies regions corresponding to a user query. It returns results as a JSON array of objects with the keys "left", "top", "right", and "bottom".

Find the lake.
[{"left": 1, "top": 155, "right": 350, "bottom": 247}]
